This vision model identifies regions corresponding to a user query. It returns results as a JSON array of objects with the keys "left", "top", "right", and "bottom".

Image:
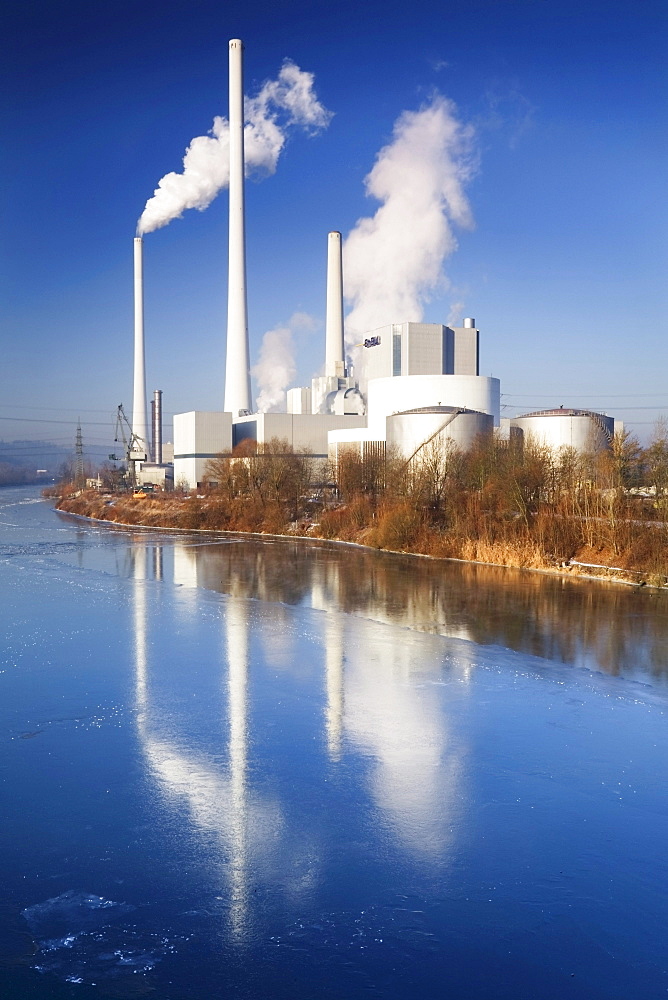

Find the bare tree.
[{"left": 645, "top": 419, "right": 668, "bottom": 501}]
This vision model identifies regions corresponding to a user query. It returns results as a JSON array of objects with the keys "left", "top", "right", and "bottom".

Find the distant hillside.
[
  {"left": 0, "top": 440, "right": 71, "bottom": 477},
  {"left": 0, "top": 439, "right": 115, "bottom": 485}
]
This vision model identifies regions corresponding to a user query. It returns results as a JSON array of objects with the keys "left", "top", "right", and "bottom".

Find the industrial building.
[
  {"left": 325, "top": 318, "right": 499, "bottom": 469},
  {"left": 172, "top": 411, "right": 232, "bottom": 489},
  {"left": 128, "top": 38, "right": 617, "bottom": 491},
  {"left": 356, "top": 319, "right": 479, "bottom": 389}
]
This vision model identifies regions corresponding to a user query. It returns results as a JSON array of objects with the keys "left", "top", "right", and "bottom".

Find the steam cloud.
[
  {"left": 252, "top": 313, "right": 316, "bottom": 413},
  {"left": 138, "top": 60, "right": 331, "bottom": 235},
  {"left": 343, "top": 95, "right": 477, "bottom": 343}
]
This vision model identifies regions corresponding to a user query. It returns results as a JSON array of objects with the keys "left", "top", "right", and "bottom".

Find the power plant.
[{"left": 129, "top": 38, "right": 620, "bottom": 491}]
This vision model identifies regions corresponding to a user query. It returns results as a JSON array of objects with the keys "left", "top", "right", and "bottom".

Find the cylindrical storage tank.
[
  {"left": 387, "top": 406, "right": 493, "bottom": 460},
  {"left": 511, "top": 409, "right": 614, "bottom": 454},
  {"left": 366, "top": 374, "right": 501, "bottom": 438},
  {"left": 463, "top": 317, "right": 475, "bottom": 328}
]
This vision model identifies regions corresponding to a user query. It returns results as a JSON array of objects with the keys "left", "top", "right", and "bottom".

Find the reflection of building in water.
[
  {"left": 343, "top": 625, "right": 466, "bottom": 857},
  {"left": 145, "top": 524, "right": 668, "bottom": 685},
  {"left": 323, "top": 616, "right": 345, "bottom": 761},
  {"left": 312, "top": 559, "right": 466, "bottom": 852},
  {"left": 132, "top": 546, "right": 149, "bottom": 721},
  {"left": 173, "top": 541, "right": 199, "bottom": 589},
  {"left": 131, "top": 551, "right": 282, "bottom": 941},
  {"left": 310, "top": 569, "right": 345, "bottom": 760},
  {"left": 134, "top": 534, "right": 477, "bottom": 862},
  {"left": 152, "top": 545, "right": 163, "bottom": 582},
  {"left": 167, "top": 537, "right": 468, "bottom": 850},
  {"left": 226, "top": 598, "right": 249, "bottom": 937}
]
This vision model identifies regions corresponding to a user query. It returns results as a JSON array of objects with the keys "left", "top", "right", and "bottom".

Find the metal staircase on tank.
[
  {"left": 589, "top": 411, "right": 614, "bottom": 449},
  {"left": 401, "top": 408, "right": 466, "bottom": 469}
]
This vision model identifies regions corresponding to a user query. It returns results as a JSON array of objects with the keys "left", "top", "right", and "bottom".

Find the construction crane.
[{"left": 109, "top": 405, "right": 147, "bottom": 486}]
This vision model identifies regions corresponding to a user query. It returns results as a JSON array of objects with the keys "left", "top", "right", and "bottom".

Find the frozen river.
[{"left": 1, "top": 486, "right": 666, "bottom": 999}]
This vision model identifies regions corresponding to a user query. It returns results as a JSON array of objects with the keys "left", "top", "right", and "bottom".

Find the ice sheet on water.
[
  {"left": 22, "top": 890, "right": 135, "bottom": 937},
  {"left": 271, "top": 901, "right": 439, "bottom": 958},
  {"left": 21, "top": 891, "right": 189, "bottom": 987}
]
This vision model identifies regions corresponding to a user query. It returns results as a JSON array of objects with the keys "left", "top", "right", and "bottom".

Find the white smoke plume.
[
  {"left": 138, "top": 60, "right": 331, "bottom": 235},
  {"left": 343, "top": 95, "right": 477, "bottom": 344},
  {"left": 252, "top": 312, "right": 315, "bottom": 413}
]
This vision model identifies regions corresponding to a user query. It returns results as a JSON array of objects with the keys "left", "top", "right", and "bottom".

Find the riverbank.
[{"left": 54, "top": 489, "right": 668, "bottom": 589}]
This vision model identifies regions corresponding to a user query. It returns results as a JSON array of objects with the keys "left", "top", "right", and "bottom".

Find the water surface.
[{"left": 1, "top": 487, "right": 666, "bottom": 999}]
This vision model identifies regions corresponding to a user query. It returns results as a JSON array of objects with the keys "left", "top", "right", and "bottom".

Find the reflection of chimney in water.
[
  {"left": 132, "top": 545, "right": 149, "bottom": 718},
  {"left": 225, "top": 598, "right": 250, "bottom": 938},
  {"left": 152, "top": 544, "right": 163, "bottom": 582},
  {"left": 324, "top": 615, "right": 345, "bottom": 760}
]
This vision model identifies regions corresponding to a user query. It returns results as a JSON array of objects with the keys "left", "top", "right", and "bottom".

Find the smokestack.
[
  {"left": 133, "top": 237, "right": 149, "bottom": 458},
  {"left": 152, "top": 389, "right": 163, "bottom": 465},
  {"left": 224, "top": 39, "right": 252, "bottom": 418},
  {"left": 325, "top": 231, "right": 345, "bottom": 377}
]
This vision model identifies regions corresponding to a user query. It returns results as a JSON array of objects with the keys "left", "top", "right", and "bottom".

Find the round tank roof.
[
  {"left": 516, "top": 408, "right": 609, "bottom": 419},
  {"left": 393, "top": 405, "right": 484, "bottom": 416}
]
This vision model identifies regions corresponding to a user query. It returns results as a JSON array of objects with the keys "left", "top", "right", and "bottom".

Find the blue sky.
[{"left": 1, "top": 0, "right": 666, "bottom": 457}]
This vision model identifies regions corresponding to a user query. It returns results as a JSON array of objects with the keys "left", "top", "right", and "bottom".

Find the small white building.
[
  {"left": 136, "top": 464, "right": 174, "bottom": 490},
  {"left": 234, "top": 412, "right": 365, "bottom": 459},
  {"left": 173, "top": 411, "right": 233, "bottom": 489}
]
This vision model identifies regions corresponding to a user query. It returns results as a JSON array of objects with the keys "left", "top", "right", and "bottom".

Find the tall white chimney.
[
  {"left": 132, "top": 236, "right": 149, "bottom": 458},
  {"left": 224, "top": 39, "right": 252, "bottom": 418},
  {"left": 325, "top": 231, "right": 345, "bottom": 378}
]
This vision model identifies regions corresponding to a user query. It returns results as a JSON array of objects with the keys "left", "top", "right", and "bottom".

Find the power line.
[
  {"left": 501, "top": 393, "right": 668, "bottom": 400},
  {"left": 503, "top": 405, "right": 668, "bottom": 412},
  {"left": 0, "top": 404, "right": 120, "bottom": 413},
  {"left": 0, "top": 416, "right": 114, "bottom": 426},
  {"left": 0, "top": 404, "right": 178, "bottom": 416}
]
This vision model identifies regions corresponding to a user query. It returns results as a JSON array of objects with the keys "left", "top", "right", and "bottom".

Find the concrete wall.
[
  {"left": 357, "top": 321, "right": 481, "bottom": 390},
  {"left": 173, "top": 411, "right": 233, "bottom": 488},
  {"left": 402, "top": 323, "right": 448, "bottom": 376},
  {"left": 136, "top": 464, "right": 174, "bottom": 489},
  {"left": 356, "top": 325, "right": 394, "bottom": 388},
  {"left": 328, "top": 436, "right": 386, "bottom": 473},
  {"left": 365, "top": 374, "right": 501, "bottom": 438},
  {"left": 233, "top": 412, "right": 366, "bottom": 457},
  {"left": 451, "top": 325, "right": 479, "bottom": 376},
  {"left": 287, "top": 387, "right": 312, "bottom": 414}
]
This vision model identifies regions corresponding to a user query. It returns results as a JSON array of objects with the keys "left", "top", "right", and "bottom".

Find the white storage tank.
[
  {"left": 511, "top": 409, "right": 614, "bottom": 454},
  {"left": 366, "top": 374, "right": 501, "bottom": 438},
  {"left": 386, "top": 406, "right": 493, "bottom": 461}
]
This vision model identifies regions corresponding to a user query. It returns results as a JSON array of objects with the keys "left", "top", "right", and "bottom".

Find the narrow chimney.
[
  {"left": 152, "top": 389, "right": 163, "bottom": 465},
  {"left": 325, "top": 231, "right": 345, "bottom": 378},
  {"left": 132, "top": 236, "right": 149, "bottom": 458},
  {"left": 224, "top": 39, "right": 252, "bottom": 418}
]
